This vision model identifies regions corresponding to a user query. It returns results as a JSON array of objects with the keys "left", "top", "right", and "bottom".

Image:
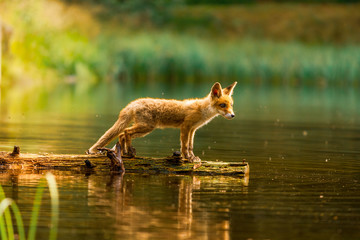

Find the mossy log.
[{"left": 0, "top": 146, "right": 249, "bottom": 177}]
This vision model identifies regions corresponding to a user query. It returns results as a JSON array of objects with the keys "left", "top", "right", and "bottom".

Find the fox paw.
[
  {"left": 189, "top": 155, "right": 201, "bottom": 163},
  {"left": 126, "top": 146, "right": 136, "bottom": 158},
  {"left": 86, "top": 149, "right": 99, "bottom": 155}
]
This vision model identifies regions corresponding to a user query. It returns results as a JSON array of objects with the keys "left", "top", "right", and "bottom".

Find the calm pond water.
[{"left": 0, "top": 85, "right": 360, "bottom": 240}]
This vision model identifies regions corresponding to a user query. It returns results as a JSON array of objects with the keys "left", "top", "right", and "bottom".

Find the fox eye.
[{"left": 219, "top": 103, "right": 227, "bottom": 108}]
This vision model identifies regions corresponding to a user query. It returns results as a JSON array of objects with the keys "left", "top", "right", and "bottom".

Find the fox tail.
[{"left": 87, "top": 109, "right": 133, "bottom": 154}]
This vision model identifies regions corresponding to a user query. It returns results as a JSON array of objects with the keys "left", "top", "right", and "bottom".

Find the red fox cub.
[{"left": 87, "top": 82, "right": 237, "bottom": 162}]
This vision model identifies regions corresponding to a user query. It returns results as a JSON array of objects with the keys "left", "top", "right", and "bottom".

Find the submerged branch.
[{"left": 98, "top": 142, "right": 125, "bottom": 172}]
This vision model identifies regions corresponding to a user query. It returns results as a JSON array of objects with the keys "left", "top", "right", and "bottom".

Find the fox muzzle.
[{"left": 225, "top": 113, "right": 235, "bottom": 119}]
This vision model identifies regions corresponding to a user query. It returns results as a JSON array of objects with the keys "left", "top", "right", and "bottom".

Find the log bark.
[{"left": 0, "top": 146, "right": 249, "bottom": 178}]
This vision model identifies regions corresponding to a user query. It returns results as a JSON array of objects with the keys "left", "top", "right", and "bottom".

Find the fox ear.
[
  {"left": 211, "top": 82, "right": 222, "bottom": 98},
  {"left": 223, "top": 82, "right": 237, "bottom": 96}
]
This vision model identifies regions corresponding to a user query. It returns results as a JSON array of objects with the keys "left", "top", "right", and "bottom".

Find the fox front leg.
[
  {"left": 180, "top": 126, "right": 200, "bottom": 162},
  {"left": 180, "top": 126, "right": 191, "bottom": 160},
  {"left": 188, "top": 128, "right": 201, "bottom": 162}
]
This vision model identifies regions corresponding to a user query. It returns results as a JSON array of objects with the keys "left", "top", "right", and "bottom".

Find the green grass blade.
[
  {"left": 9, "top": 201, "right": 26, "bottom": 240},
  {"left": 0, "top": 214, "right": 8, "bottom": 240},
  {"left": 46, "top": 173, "right": 59, "bottom": 240},
  {"left": 3, "top": 200, "right": 14, "bottom": 240},
  {"left": 0, "top": 185, "right": 8, "bottom": 240},
  {"left": 27, "top": 179, "right": 46, "bottom": 240},
  {"left": 0, "top": 174, "right": 59, "bottom": 240},
  {"left": 0, "top": 198, "right": 13, "bottom": 240}
]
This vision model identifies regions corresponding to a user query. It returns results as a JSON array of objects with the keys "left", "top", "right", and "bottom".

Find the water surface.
[{"left": 0, "top": 86, "right": 359, "bottom": 239}]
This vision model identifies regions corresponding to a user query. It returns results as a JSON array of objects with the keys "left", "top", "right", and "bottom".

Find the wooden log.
[{"left": 0, "top": 146, "right": 249, "bottom": 178}]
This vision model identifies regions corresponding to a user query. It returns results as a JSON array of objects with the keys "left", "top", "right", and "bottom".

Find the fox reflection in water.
[
  {"left": 87, "top": 173, "right": 249, "bottom": 239},
  {"left": 0, "top": 171, "right": 248, "bottom": 239}
]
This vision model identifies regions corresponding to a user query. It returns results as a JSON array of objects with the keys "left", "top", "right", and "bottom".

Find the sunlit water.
[{"left": 0, "top": 85, "right": 359, "bottom": 239}]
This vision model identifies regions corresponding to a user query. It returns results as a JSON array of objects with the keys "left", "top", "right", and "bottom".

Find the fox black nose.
[{"left": 231, "top": 114, "right": 235, "bottom": 118}]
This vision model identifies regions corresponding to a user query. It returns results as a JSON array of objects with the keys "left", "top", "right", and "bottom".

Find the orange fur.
[{"left": 87, "top": 82, "right": 237, "bottom": 162}]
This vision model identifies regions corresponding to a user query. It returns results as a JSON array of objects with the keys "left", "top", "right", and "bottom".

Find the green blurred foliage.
[
  {"left": 61, "top": 0, "right": 360, "bottom": 4},
  {"left": 61, "top": 0, "right": 180, "bottom": 25},
  {"left": 1, "top": 0, "right": 360, "bottom": 114},
  {"left": 185, "top": 0, "right": 360, "bottom": 3}
]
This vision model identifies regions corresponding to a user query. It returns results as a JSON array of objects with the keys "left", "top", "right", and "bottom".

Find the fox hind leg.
[
  {"left": 112, "top": 133, "right": 127, "bottom": 156},
  {"left": 110, "top": 133, "right": 126, "bottom": 155},
  {"left": 123, "top": 124, "right": 155, "bottom": 157},
  {"left": 113, "top": 133, "right": 126, "bottom": 156}
]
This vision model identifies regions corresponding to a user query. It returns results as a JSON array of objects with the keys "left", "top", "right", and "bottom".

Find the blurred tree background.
[{"left": 0, "top": 0, "right": 359, "bottom": 113}]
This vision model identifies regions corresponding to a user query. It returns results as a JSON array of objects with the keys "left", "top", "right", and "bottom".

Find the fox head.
[{"left": 210, "top": 82, "right": 237, "bottom": 120}]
